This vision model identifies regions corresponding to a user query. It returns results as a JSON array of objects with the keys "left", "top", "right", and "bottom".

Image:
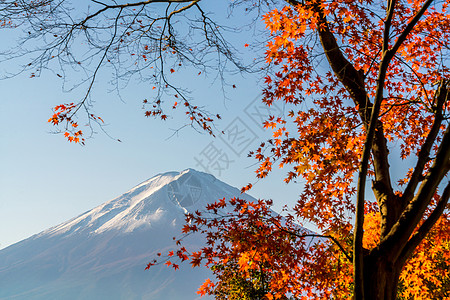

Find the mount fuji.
[{"left": 0, "top": 169, "right": 257, "bottom": 300}]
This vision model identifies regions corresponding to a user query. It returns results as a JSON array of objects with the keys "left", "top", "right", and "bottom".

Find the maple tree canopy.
[{"left": 148, "top": 1, "right": 450, "bottom": 299}]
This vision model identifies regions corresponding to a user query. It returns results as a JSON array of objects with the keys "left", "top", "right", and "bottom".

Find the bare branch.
[
  {"left": 69, "top": 7, "right": 124, "bottom": 120},
  {"left": 1, "top": 0, "right": 262, "bottom": 136}
]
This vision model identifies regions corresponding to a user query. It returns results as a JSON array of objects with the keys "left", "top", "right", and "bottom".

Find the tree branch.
[
  {"left": 309, "top": 3, "right": 395, "bottom": 212},
  {"left": 383, "top": 0, "right": 397, "bottom": 52},
  {"left": 273, "top": 224, "right": 353, "bottom": 263},
  {"left": 351, "top": 0, "right": 438, "bottom": 295},
  {"left": 381, "top": 123, "right": 450, "bottom": 261},
  {"left": 388, "top": 0, "right": 434, "bottom": 57},
  {"left": 399, "top": 181, "right": 450, "bottom": 267},
  {"left": 69, "top": 7, "right": 124, "bottom": 119},
  {"left": 402, "top": 80, "right": 449, "bottom": 204},
  {"left": 5, "top": 0, "right": 249, "bottom": 136},
  {"left": 167, "top": 0, "right": 200, "bottom": 20}
]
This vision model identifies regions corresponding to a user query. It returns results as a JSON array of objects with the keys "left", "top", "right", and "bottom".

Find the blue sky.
[
  {"left": 0, "top": 0, "right": 429, "bottom": 251},
  {"left": 0, "top": 10, "right": 304, "bottom": 249}
]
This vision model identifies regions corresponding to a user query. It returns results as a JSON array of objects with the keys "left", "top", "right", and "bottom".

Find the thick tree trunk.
[{"left": 360, "top": 253, "right": 403, "bottom": 300}]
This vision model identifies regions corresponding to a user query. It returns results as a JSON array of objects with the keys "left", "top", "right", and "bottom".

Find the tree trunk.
[{"left": 359, "top": 253, "right": 403, "bottom": 300}]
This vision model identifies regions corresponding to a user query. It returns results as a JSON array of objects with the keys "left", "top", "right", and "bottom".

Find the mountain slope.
[{"left": 0, "top": 169, "right": 256, "bottom": 300}]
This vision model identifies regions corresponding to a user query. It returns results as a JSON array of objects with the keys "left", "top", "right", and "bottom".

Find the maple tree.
[
  {"left": 2, "top": 0, "right": 449, "bottom": 299},
  {"left": 251, "top": 0, "right": 450, "bottom": 298},
  {"left": 210, "top": 261, "right": 272, "bottom": 299},
  {"left": 149, "top": 0, "right": 450, "bottom": 299}
]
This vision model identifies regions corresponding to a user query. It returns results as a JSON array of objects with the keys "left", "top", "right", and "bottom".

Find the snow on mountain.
[
  {"left": 0, "top": 169, "right": 257, "bottom": 300},
  {"left": 40, "top": 169, "right": 247, "bottom": 237}
]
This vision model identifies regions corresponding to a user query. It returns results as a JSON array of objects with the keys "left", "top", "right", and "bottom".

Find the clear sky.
[
  {"left": 0, "top": 3, "right": 305, "bottom": 249},
  {"left": 0, "top": 0, "right": 420, "bottom": 251}
]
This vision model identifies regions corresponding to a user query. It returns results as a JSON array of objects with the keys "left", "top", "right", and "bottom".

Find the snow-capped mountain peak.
[
  {"left": 0, "top": 169, "right": 256, "bottom": 300},
  {"left": 39, "top": 169, "right": 250, "bottom": 237}
]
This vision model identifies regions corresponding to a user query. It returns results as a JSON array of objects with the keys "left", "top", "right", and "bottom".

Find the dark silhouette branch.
[
  {"left": 399, "top": 181, "right": 450, "bottom": 266},
  {"left": 381, "top": 124, "right": 450, "bottom": 261},
  {"left": 270, "top": 220, "right": 353, "bottom": 262},
  {"left": 402, "top": 80, "right": 449, "bottom": 204},
  {"left": 388, "top": 0, "right": 434, "bottom": 57}
]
